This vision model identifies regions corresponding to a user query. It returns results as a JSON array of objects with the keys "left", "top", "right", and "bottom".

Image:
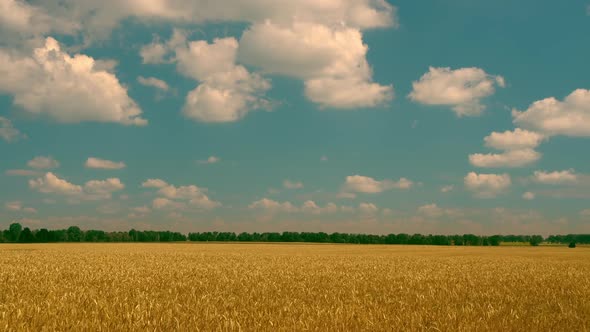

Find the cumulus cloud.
[
  {"left": 484, "top": 128, "right": 545, "bottom": 150},
  {"left": 512, "top": 89, "right": 590, "bottom": 137},
  {"left": 358, "top": 202, "right": 378, "bottom": 215},
  {"left": 464, "top": 172, "right": 511, "bottom": 198},
  {"left": 142, "top": 178, "right": 220, "bottom": 209},
  {"left": 409, "top": 67, "right": 505, "bottom": 116},
  {"left": 0, "top": 38, "right": 146, "bottom": 125},
  {"left": 343, "top": 175, "right": 413, "bottom": 194},
  {"left": 27, "top": 156, "right": 59, "bottom": 169},
  {"left": 5, "top": 201, "right": 36, "bottom": 213},
  {"left": 137, "top": 76, "right": 169, "bottom": 91},
  {"left": 143, "top": 32, "right": 271, "bottom": 123},
  {"left": 283, "top": 180, "right": 304, "bottom": 190},
  {"left": 28, "top": 172, "right": 124, "bottom": 200},
  {"left": 85, "top": 157, "right": 126, "bottom": 170},
  {"left": 248, "top": 198, "right": 298, "bottom": 213},
  {"left": 0, "top": 116, "right": 24, "bottom": 142},
  {"left": 469, "top": 149, "right": 541, "bottom": 168},
  {"left": 239, "top": 20, "right": 392, "bottom": 108},
  {"left": 533, "top": 170, "right": 578, "bottom": 185}
]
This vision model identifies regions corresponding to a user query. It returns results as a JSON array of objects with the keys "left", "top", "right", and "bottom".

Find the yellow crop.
[{"left": 0, "top": 243, "right": 588, "bottom": 331}]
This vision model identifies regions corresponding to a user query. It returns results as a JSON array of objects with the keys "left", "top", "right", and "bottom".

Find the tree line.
[{"left": 1, "top": 222, "right": 587, "bottom": 246}]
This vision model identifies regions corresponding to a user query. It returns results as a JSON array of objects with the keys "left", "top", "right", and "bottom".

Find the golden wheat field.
[{"left": 0, "top": 243, "right": 589, "bottom": 331}]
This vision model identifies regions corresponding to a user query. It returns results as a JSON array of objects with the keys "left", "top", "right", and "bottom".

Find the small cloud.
[
  {"left": 137, "top": 76, "right": 170, "bottom": 91},
  {"left": 198, "top": 156, "right": 220, "bottom": 164},
  {"left": 0, "top": 117, "right": 25, "bottom": 142},
  {"left": 337, "top": 192, "right": 357, "bottom": 199},
  {"left": 85, "top": 157, "right": 126, "bottom": 170},
  {"left": 320, "top": 155, "right": 328, "bottom": 162},
  {"left": 440, "top": 185, "right": 454, "bottom": 193},
  {"left": 283, "top": 179, "right": 304, "bottom": 189},
  {"left": 5, "top": 201, "right": 36, "bottom": 213},
  {"left": 28, "top": 156, "right": 59, "bottom": 169},
  {"left": 581, "top": 209, "right": 590, "bottom": 217},
  {"left": 522, "top": 192, "right": 535, "bottom": 200}
]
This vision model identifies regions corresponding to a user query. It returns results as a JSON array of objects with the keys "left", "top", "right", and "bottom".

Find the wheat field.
[{"left": 0, "top": 243, "right": 588, "bottom": 331}]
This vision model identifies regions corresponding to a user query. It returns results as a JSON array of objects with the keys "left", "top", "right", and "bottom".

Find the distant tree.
[
  {"left": 529, "top": 235, "right": 543, "bottom": 246},
  {"left": 8, "top": 223, "right": 22, "bottom": 242},
  {"left": 19, "top": 227, "right": 35, "bottom": 243},
  {"left": 66, "top": 226, "right": 83, "bottom": 242},
  {"left": 568, "top": 242, "right": 576, "bottom": 248},
  {"left": 35, "top": 229, "right": 50, "bottom": 242}
]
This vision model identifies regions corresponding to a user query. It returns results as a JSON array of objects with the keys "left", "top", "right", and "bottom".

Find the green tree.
[
  {"left": 66, "top": 226, "right": 83, "bottom": 242},
  {"left": 8, "top": 223, "right": 22, "bottom": 242}
]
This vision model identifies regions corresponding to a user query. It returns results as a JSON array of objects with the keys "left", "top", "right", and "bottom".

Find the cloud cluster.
[
  {"left": 533, "top": 170, "right": 577, "bottom": 185},
  {"left": 0, "top": 38, "right": 146, "bottom": 125},
  {"left": 470, "top": 128, "right": 544, "bottom": 168},
  {"left": 141, "top": 178, "right": 220, "bottom": 210},
  {"left": 4, "top": 201, "right": 36, "bottom": 213},
  {"left": 248, "top": 198, "right": 379, "bottom": 215},
  {"left": 409, "top": 67, "right": 505, "bottom": 117},
  {"left": 29, "top": 172, "right": 124, "bottom": 201}
]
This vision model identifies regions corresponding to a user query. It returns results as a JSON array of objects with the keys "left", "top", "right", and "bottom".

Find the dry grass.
[{"left": 0, "top": 243, "right": 589, "bottom": 331}]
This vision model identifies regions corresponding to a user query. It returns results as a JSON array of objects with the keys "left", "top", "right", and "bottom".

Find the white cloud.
[
  {"left": 239, "top": 20, "right": 392, "bottom": 108},
  {"left": 248, "top": 198, "right": 298, "bottom": 213},
  {"left": 29, "top": 172, "right": 82, "bottom": 196},
  {"left": 343, "top": 175, "right": 413, "bottom": 194},
  {"left": 0, "top": 116, "right": 24, "bottom": 142},
  {"left": 198, "top": 156, "right": 220, "bottom": 164},
  {"left": 523, "top": 192, "right": 535, "bottom": 200},
  {"left": 29, "top": 172, "right": 124, "bottom": 200},
  {"left": 137, "top": 76, "right": 169, "bottom": 91},
  {"left": 85, "top": 157, "right": 126, "bottom": 170},
  {"left": 145, "top": 33, "right": 271, "bottom": 123},
  {"left": 484, "top": 128, "right": 545, "bottom": 150},
  {"left": 143, "top": 178, "right": 220, "bottom": 209},
  {"left": 358, "top": 202, "right": 378, "bottom": 215},
  {"left": 320, "top": 155, "right": 328, "bottom": 162},
  {"left": 409, "top": 67, "right": 505, "bottom": 116},
  {"left": 5, "top": 169, "right": 41, "bottom": 176},
  {"left": 0, "top": 38, "right": 146, "bottom": 126},
  {"left": 27, "top": 156, "right": 59, "bottom": 169},
  {"left": 464, "top": 172, "right": 511, "bottom": 198},
  {"left": 141, "top": 178, "right": 168, "bottom": 188},
  {"left": 283, "top": 180, "right": 304, "bottom": 190},
  {"left": 152, "top": 197, "right": 185, "bottom": 210},
  {"left": 440, "top": 185, "right": 454, "bottom": 193},
  {"left": 337, "top": 192, "right": 357, "bottom": 199},
  {"left": 513, "top": 89, "right": 590, "bottom": 137},
  {"left": 469, "top": 149, "right": 541, "bottom": 168},
  {"left": 301, "top": 200, "right": 338, "bottom": 214},
  {"left": 4, "top": 201, "right": 37, "bottom": 213},
  {"left": 533, "top": 170, "right": 577, "bottom": 185}
]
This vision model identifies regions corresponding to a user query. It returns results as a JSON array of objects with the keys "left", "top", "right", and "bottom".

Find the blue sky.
[{"left": 1, "top": 0, "right": 589, "bottom": 235}]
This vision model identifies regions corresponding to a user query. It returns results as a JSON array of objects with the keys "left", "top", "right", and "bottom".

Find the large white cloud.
[
  {"left": 469, "top": 149, "right": 541, "bottom": 168},
  {"left": 512, "top": 89, "right": 590, "bottom": 137},
  {"left": 0, "top": 37, "right": 146, "bottom": 125},
  {"left": 464, "top": 172, "right": 511, "bottom": 198},
  {"left": 343, "top": 175, "right": 413, "bottom": 194},
  {"left": 409, "top": 67, "right": 505, "bottom": 117},
  {"left": 239, "top": 20, "right": 393, "bottom": 108},
  {"left": 533, "top": 170, "right": 578, "bottom": 185},
  {"left": 143, "top": 33, "right": 271, "bottom": 122}
]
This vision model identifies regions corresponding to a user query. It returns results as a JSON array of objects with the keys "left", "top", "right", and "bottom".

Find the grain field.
[{"left": 0, "top": 243, "right": 589, "bottom": 331}]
